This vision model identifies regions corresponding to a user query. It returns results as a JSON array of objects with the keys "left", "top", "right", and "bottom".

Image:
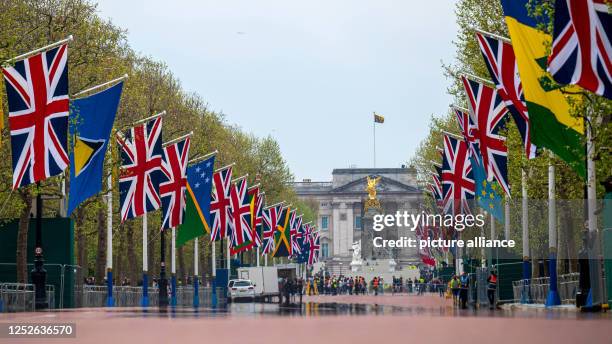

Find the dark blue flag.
[{"left": 67, "top": 82, "right": 123, "bottom": 215}]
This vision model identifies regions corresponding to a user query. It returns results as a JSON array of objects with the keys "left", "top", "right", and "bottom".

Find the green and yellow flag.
[
  {"left": 177, "top": 155, "right": 216, "bottom": 247},
  {"left": 500, "top": 0, "right": 585, "bottom": 178}
]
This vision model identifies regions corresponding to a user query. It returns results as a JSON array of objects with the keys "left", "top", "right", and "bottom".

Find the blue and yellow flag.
[
  {"left": 500, "top": 0, "right": 584, "bottom": 178},
  {"left": 177, "top": 155, "right": 215, "bottom": 247},
  {"left": 67, "top": 82, "right": 123, "bottom": 215},
  {"left": 470, "top": 153, "right": 503, "bottom": 223}
]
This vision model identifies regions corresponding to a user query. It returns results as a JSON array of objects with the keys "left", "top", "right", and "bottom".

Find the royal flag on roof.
[
  {"left": 117, "top": 116, "right": 163, "bottom": 222},
  {"left": 160, "top": 137, "right": 190, "bottom": 230},
  {"left": 2, "top": 42, "right": 70, "bottom": 189},
  {"left": 548, "top": 0, "right": 611, "bottom": 99}
]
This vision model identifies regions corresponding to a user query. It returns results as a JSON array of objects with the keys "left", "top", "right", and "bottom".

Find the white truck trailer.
[{"left": 236, "top": 266, "right": 280, "bottom": 302}]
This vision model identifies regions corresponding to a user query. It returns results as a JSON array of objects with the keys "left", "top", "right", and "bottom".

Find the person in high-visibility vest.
[{"left": 487, "top": 270, "right": 498, "bottom": 309}]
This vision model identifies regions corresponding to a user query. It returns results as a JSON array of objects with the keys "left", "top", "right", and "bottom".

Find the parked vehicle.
[
  {"left": 237, "top": 266, "right": 280, "bottom": 300},
  {"left": 227, "top": 279, "right": 256, "bottom": 302}
]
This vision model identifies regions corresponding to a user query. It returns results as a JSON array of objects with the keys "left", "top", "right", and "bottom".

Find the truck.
[{"left": 236, "top": 266, "right": 280, "bottom": 302}]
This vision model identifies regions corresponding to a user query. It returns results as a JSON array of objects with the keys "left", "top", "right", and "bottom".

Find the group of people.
[
  {"left": 448, "top": 271, "right": 497, "bottom": 309},
  {"left": 312, "top": 275, "right": 371, "bottom": 295}
]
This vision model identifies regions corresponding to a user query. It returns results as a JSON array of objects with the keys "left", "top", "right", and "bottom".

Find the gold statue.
[{"left": 364, "top": 175, "right": 382, "bottom": 211}]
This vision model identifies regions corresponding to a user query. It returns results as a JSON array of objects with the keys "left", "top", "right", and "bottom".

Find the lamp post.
[{"left": 31, "top": 182, "right": 48, "bottom": 310}]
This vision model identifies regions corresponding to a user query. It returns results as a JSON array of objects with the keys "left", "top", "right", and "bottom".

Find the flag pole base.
[
  {"left": 545, "top": 253, "right": 560, "bottom": 307},
  {"left": 193, "top": 277, "right": 199, "bottom": 308},
  {"left": 211, "top": 278, "right": 217, "bottom": 308},
  {"left": 545, "top": 290, "right": 561, "bottom": 307},
  {"left": 141, "top": 272, "right": 149, "bottom": 307},
  {"left": 106, "top": 270, "right": 114, "bottom": 307},
  {"left": 170, "top": 274, "right": 177, "bottom": 307}
]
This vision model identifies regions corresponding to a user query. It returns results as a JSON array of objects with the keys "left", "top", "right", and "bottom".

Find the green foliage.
[{"left": 0, "top": 0, "right": 314, "bottom": 282}]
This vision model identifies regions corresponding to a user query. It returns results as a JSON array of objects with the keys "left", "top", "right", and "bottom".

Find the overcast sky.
[{"left": 96, "top": 0, "right": 458, "bottom": 181}]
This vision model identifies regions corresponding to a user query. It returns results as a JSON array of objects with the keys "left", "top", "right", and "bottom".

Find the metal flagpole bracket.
[
  {"left": 72, "top": 74, "right": 128, "bottom": 98},
  {"left": 441, "top": 130, "right": 464, "bottom": 141},
  {"left": 231, "top": 174, "right": 248, "bottom": 183},
  {"left": 449, "top": 104, "right": 470, "bottom": 114},
  {"left": 214, "top": 162, "right": 236, "bottom": 173},
  {"left": 473, "top": 27, "right": 511, "bottom": 44},
  {"left": 188, "top": 150, "right": 218, "bottom": 165},
  {"left": 460, "top": 73, "right": 496, "bottom": 87},
  {"left": 264, "top": 201, "right": 284, "bottom": 210},
  {"left": 429, "top": 160, "right": 442, "bottom": 167},
  {"left": 162, "top": 131, "right": 193, "bottom": 147},
  {"left": 132, "top": 110, "right": 167, "bottom": 127},
  {"left": 4, "top": 35, "right": 74, "bottom": 65},
  {"left": 248, "top": 183, "right": 260, "bottom": 191}
]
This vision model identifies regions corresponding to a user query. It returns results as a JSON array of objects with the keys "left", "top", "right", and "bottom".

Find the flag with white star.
[{"left": 177, "top": 154, "right": 216, "bottom": 246}]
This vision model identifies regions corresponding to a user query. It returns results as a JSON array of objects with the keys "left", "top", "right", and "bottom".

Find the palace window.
[
  {"left": 354, "top": 215, "right": 362, "bottom": 230},
  {"left": 321, "top": 216, "right": 329, "bottom": 230},
  {"left": 322, "top": 243, "right": 329, "bottom": 258},
  {"left": 340, "top": 213, "right": 347, "bottom": 221}
]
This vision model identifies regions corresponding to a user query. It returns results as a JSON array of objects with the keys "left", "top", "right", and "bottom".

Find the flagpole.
[
  {"left": 193, "top": 237, "right": 199, "bottom": 308},
  {"left": 142, "top": 213, "right": 149, "bottom": 307},
  {"left": 264, "top": 254, "right": 268, "bottom": 266},
  {"left": 545, "top": 158, "right": 561, "bottom": 306},
  {"left": 105, "top": 168, "right": 114, "bottom": 307},
  {"left": 159, "top": 228, "right": 168, "bottom": 307},
  {"left": 373, "top": 113, "right": 376, "bottom": 168},
  {"left": 163, "top": 132, "right": 193, "bottom": 148},
  {"left": 211, "top": 239, "right": 217, "bottom": 307},
  {"left": 132, "top": 110, "right": 166, "bottom": 127},
  {"left": 504, "top": 198, "right": 510, "bottom": 240},
  {"left": 4, "top": 35, "right": 73, "bottom": 64},
  {"left": 586, "top": 115, "right": 602, "bottom": 307},
  {"left": 520, "top": 168, "right": 531, "bottom": 303},
  {"left": 72, "top": 74, "right": 128, "bottom": 98},
  {"left": 256, "top": 248, "right": 260, "bottom": 267},
  {"left": 226, "top": 238, "right": 231, "bottom": 276},
  {"left": 171, "top": 227, "right": 177, "bottom": 306},
  {"left": 189, "top": 150, "right": 218, "bottom": 165},
  {"left": 473, "top": 27, "right": 511, "bottom": 44}
]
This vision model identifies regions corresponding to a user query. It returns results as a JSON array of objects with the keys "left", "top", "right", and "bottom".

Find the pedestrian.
[
  {"left": 372, "top": 277, "right": 379, "bottom": 296},
  {"left": 450, "top": 276, "right": 460, "bottom": 306},
  {"left": 487, "top": 270, "right": 497, "bottom": 309},
  {"left": 459, "top": 272, "right": 469, "bottom": 309}
]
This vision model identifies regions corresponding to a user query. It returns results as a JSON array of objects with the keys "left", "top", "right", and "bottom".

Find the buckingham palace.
[{"left": 293, "top": 167, "right": 424, "bottom": 275}]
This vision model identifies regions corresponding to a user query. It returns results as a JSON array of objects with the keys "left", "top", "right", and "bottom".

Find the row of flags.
[
  {"left": 417, "top": 0, "right": 612, "bottom": 262},
  {"left": 0, "top": 38, "right": 321, "bottom": 266},
  {"left": 423, "top": 0, "right": 610, "bottom": 265}
]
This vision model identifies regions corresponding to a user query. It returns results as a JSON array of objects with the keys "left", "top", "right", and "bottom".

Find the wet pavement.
[{"left": 0, "top": 294, "right": 610, "bottom": 343}]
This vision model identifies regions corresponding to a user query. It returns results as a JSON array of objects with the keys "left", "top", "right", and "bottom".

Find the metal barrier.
[
  {"left": 512, "top": 273, "right": 583, "bottom": 304},
  {"left": 0, "top": 283, "right": 55, "bottom": 312},
  {"left": 80, "top": 285, "right": 226, "bottom": 308}
]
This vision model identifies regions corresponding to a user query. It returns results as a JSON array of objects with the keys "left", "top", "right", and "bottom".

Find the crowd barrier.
[
  {"left": 512, "top": 273, "right": 585, "bottom": 304},
  {"left": 79, "top": 285, "right": 226, "bottom": 308},
  {"left": 0, "top": 283, "right": 55, "bottom": 312}
]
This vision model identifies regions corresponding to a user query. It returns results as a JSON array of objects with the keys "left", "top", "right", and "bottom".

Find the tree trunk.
[
  {"left": 95, "top": 205, "right": 106, "bottom": 285},
  {"left": 16, "top": 190, "right": 32, "bottom": 283},
  {"left": 126, "top": 221, "right": 137, "bottom": 286}
]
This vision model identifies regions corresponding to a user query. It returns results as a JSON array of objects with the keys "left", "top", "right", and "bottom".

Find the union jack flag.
[
  {"left": 117, "top": 116, "right": 163, "bottom": 222},
  {"left": 290, "top": 213, "right": 303, "bottom": 256},
  {"left": 229, "top": 177, "right": 255, "bottom": 254},
  {"left": 159, "top": 137, "right": 190, "bottom": 230},
  {"left": 248, "top": 185, "right": 263, "bottom": 247},
  {"left": 2, "top": 44, "right": 69, "bottom": 189},
  {"left": 301, "top": 222, "right": 313, "bottom": 246},
  {"left": 308, "top": 231, "right": 321, "bottom": 265},
  {"left": 261, "top": 203, "right": 281, "bottom": 255},
  {"left": 441, "top": 134, "right": 474, "bottom": 216},
  {"left": 210, "top": 165, "right": 233, "bottom": 241},
  {"left": 548, "top": 0, "right": 612, "bottom": 99},
  {"left": 461, "top": 76, "right": 510, "bottom": 196},
  {"left": 476, "top": 32, "right": 537, "bottom": 158}
]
